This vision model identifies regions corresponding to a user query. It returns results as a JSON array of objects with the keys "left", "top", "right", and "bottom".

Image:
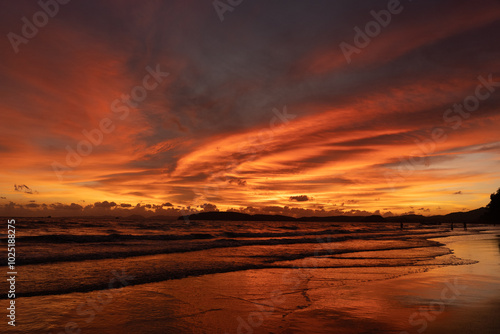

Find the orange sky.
[{"left": 1, "top": 0, "right": 500, "bottom": 217}]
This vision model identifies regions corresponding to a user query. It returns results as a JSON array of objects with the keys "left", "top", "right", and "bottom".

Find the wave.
[
  {"left": 4, "top": 239, "right": 448, "bottom": 299},
  {"left": 11, "top": 234, "right": 354, "bottom": 265},
  {"left": 222, "top": 229, "right": 348, "bottom": 238},
  {"left": 5, "top": 229, "right": 449, "bottom": 266},
  {"left": 1, "top": 232, "right": 215, "bottom": 244}
]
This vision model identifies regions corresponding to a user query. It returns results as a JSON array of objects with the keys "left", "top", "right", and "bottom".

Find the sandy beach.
[
  {"left": 3, "top": 0, "right": 500, "bottom": 332},
  {"left": 10, "top": 226, "right": 499, "bottom": 334},
  {"left": 412, "top": 234, "right": 500, "bottom": 334},
  {"left": 299, "top": 232, "right": 500, "bottom": 334}
]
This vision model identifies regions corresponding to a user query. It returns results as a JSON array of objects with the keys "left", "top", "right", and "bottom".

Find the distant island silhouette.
[
  {"left": 178, "top": 207, "right": 488, "bottom": 223},
  {"left": 179, "top": 187, "right": 500, "bottom": 223}
]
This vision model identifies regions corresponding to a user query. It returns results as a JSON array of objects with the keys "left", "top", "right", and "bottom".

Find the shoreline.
[
  {"left": 378, "top": 231, "right": 500, "bottom": 334},
  {"left": 250, "top": 228, "right": 500, "bottom": 333},
  {"left": 424, "top": 296, "right": 500, "bottom": 334},
  {"left": 6, "top": 227, "right": 500, "bottom": 333},
  {"left": 421, "top": 232, "right": 500, "bottom": 333}
]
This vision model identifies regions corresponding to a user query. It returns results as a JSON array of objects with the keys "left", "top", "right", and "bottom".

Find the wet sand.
[
  {"left": 415, "top": 234, "right": 500, "bottom": 334},
  {"left": 425, "top": 297, "right": 500, "bottom": 334},
  {"left": 11, "top": 229, "right": 500, "bottom": 333},
  {"left": 307, "top": 232, "right": 500, "bottom": 334}
]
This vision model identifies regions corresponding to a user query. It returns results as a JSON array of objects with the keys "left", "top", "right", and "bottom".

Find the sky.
[{"left": 0, "top": 0, "right": 500, "bottom": 217}]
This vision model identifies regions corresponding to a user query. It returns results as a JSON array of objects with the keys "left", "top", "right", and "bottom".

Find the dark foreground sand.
[
  {"left": 13, "top": 229, "right": 500, "bottom": 333},
  {"left": 360, "top": 233, "right": 500, "bottom": 334},
  {"left": 425, "top": 298, "right": 500, "bottom": 334},
  {"left": 414, "top": 234, "right": 500, "bottom": 334}
]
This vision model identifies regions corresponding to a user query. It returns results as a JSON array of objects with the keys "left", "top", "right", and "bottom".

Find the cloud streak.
[{"left": 1, "top": 0, "right": 500, "bottom": 216}]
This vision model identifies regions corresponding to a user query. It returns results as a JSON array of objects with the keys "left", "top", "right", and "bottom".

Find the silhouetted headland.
[{"left": 178, "top": 207, "right": 489, "bottom": 223}]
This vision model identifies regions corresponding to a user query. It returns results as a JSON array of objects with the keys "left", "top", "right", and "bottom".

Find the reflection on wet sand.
[{"left": 8, "top": 229, "right": 500, "bottom": 333}]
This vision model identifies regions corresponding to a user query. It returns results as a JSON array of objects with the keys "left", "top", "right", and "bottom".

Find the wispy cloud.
[{"left": 1, "top": 0, "right": 499, "bottom": 216}]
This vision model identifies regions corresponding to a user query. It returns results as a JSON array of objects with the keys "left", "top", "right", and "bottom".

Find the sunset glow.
[{"left": 1, "top": 0, "right": 500, "bottom": 217}]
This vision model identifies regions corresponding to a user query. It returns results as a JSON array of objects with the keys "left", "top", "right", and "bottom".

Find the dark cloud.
[
  {"left": 227, "top": 178, "right": 247, "bottom": 187},
  {"left": 66, "top": 203, "right": 84, "bottom": 210},
  {"left": 454, "top": 191, "right": 463, "bottom": 195},
  {"left": 289, "top": 195, "right": 310, "bottom": 202},
  {"left": 50, "top": 203, "right": 84, "bottom": 211},
  {"left": 0, "top": 200, "right": 433, "bottom": 218},
  {"left": 93, "top": 201, "right": 117, "bottom": 208},
  {"left": 14, "top": 184, "right": 37, "bottom": 194},
  {"left": 200, "top": 203, "right": 218, "bottom": 212},
  {"left": 162, "top": 202, "right": 173, "bottom": 207},
  {"left": 0, "top": 0, "right": 499, "bottom": 216},
  {"left": 120, "top": 203, "right": 132, "bottom": 208}
]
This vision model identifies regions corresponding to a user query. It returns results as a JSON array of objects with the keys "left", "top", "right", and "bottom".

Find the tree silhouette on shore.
[{"left": 484, "top": 187, "right": 500, "bottom": 222}]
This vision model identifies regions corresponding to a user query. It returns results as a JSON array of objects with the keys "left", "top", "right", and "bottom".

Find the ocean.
[{"left": 1, "top": 218, "right": 498, "bottom": 333}]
